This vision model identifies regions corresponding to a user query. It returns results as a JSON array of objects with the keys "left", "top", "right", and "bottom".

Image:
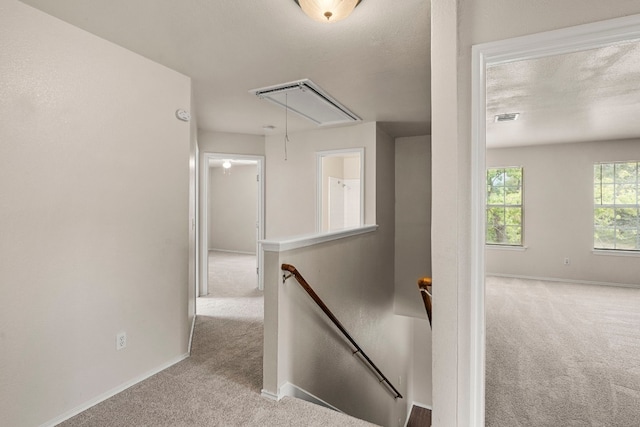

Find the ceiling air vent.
[
  {"left": 250, "top": 79, "right": 360, "bottom": 126},
  {"left": 494, "top": 112, "right": 520, "bottom": 123}
]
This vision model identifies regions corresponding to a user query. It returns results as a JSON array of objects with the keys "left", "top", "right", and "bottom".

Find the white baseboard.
[
  {"left": 188, "top": 314, "right": 197, "bottom": 355},
  {"left": 209, "top": 248, "right": 256, "bottom": 255},
  {"left": 40, "top": 353, "right": 190, "bottom": 427},
  {"left": 487, "top": 273, "right": 640, "bottom": 290},
  {"left": 278, "top": 382, "right": 343, "bottom": 413},
  {"left": 261, "top": 389, "right": 280, "bottom": 401}
]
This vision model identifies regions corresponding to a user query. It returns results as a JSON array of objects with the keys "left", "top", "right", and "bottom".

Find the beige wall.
[
  {"left": 409, "top": 318, "right": 433, "bottom": 408},
  {"left": 394, "top": 135, "right": 433, "bottom": 410},
  {"left": 263, "top": 125, "right": 415, "bottom": 426},
  {"left": 394, "top": 135, "right": 432, "bottom": 317},
  {"left": 0, "top": 2, "right": 192, "bottom": 426},
  {"left": 265, "top": 123, "right": 377, "bottom": 239},
  {"left": 432, "top": 2, "right": 640, "bottom": 426},
  {"left": 208, "top": 164, "right": 258, "bottom": 253},
  {"left": 188, "top": 83, "right": 198, "bottom": 343},
  {"left": 486, "top": 139, "right": 640, "bottom": 285},
  {"left": 198, "top": 130, "right": 265, "bottom": 156}
]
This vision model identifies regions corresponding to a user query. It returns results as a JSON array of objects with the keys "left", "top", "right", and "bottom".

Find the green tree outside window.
[
  {"left": 486, "top": 167, "right": 523, "bottom": 246},
  {"left": 594, "top": 161, "right": 640, "bottom": 251}
]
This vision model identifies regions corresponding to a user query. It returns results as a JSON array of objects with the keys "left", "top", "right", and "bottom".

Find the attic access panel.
[{"left": 250, "top": 79, "right": 361, "bottom": 126}]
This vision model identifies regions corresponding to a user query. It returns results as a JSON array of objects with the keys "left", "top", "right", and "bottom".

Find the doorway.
[
  {"left": 471, "top": 14, "right": 640, "bottom": 425},
  {"left": 200, "top": 153, "right": 265, "bottom": 296}
]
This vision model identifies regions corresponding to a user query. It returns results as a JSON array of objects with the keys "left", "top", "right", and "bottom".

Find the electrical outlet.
[{"left": 116, "top": 332, "right": 127, "bottom": 350}]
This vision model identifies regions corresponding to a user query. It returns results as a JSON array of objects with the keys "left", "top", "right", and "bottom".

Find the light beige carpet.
[
  {"left": 485, "top": 276, "right": 640, "bottom": 427},
  {"left": 58, "top": 251, "right": 376, "bottom": 426}
]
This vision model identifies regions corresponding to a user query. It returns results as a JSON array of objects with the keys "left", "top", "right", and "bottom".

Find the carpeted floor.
[
  {"left": 58, "top": 251, "right": 376, "bottom": 426},
  {"left": 485, "top": 276, "right": 640, "bottom": 427}
]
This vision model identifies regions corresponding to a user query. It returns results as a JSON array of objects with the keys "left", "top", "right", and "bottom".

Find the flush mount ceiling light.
[
  {"left": 294, "top": 0, "right": 362, "bottom": 23},
  {"left": 222, "top": 160, "right": 232, "bottom": 169},
  {"left": 250, "top": 79, "right": 360, "bottom": 126},
  {"left": 494, "top": 112, "right": 520, "bottom": 123}
]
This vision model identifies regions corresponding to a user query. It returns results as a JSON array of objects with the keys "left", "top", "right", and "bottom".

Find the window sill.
[
  {"left": 485, "top": 245, "right": 527, "bottom": 251},
  {"left": 593, "top": 249, "right": 640, "bottom": 258}
]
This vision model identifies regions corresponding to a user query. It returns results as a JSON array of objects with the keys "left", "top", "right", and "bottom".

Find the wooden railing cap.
[{"left": 417, "top": 277, "right": 432, "bottom": 288}]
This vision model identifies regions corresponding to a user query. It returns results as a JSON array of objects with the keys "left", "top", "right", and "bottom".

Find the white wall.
[
  {"left": 393, "top": 135, "right": 433, "bottom": 411},
  {"left": 265, "top": 123, "right": 377, "bottom": 239},
  {"left": 188, "top": 82, "right": 198, "bottom": 344},
  {"left": 409, "top": 318, "right": 433, "bottom": 409},
  {"left": 487, "top": 139, "right": 640, "bottom": 285},
  {"left": 431, "top": 2, "right": 640, "bottom": 426},
  {"left": 394, "top": 135, "right": 432, "bottom": 317},
  {"left": 321, "top": 156, "right": 345, "bottom": 231},
  {"left": 0, "top": 2, "right": 192, "bottom": 426},
  {"left": 208, "top": 164, "right": 257, "bottom": 253},
  {"left": 262, "top": 125, "right": 414, "bottom": 426},
  {"left": 198, "top": 130, "right": 265, "bottom": 156},
  {"left": 320, "top": 153, "right": 362, "bottom": 232}
]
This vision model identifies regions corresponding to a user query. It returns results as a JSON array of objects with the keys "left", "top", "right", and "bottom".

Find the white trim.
[
  {"left": 279, "top": 382, "right": 343, "bottom": 413},
  {"left": 316, "top": 148, "right": 365, "bottom": 232},
  {"left": 485, "top": 245, "right": 527, "bottom": 251},
  {"left": 200, "top": 153, "right": 265, "bottom": 295},
  {"left": 593, "top": 249, "right": 640, "bottom": 258},
  {"left": 187, "top": 314, "right": 197, "bottom": 355},
  {"left": 261, "top": 225, "right": 378, "bottom": 253},
  {"left": 487, "top": 273, "right": 640, "bottom": 290},
  {"left": 470, "top": 36, "right": 487, "bottom": 427},
  {"left": 39, "top": 353, "right": 190, "bottom": 427},
  {"left": 471, "top": 13, "right": 640, "bottom": 427},
  {"left": 479, "top": 14, "right": 640, "bottom": 67},
  {"left": 194, "top": 143, "right": 199, "bottom": 308},
  {"left": 209, "top": 248, "right": 256, "bottom": 255},
  {"left": 261, "top": 389, "right": 280, "bottom": 401}
]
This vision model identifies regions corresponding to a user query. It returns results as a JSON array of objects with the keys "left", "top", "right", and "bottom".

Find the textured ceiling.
[
  {"left": 16, "top": 1, "right": 640, "bottom": 146},
  {"left": 19, "top": 0, "right": 430, "bottom": 138},
  {"left": 487, "top": 40, "right": 640, "bottom": 148}
]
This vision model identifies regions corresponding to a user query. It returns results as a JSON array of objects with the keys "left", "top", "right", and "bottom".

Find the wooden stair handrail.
[
  {"left": 418, "top": 277, "right": 432, "bottom": 328},
  {"left": 281, "top": 263, "right": 403, "bottom": 399}
]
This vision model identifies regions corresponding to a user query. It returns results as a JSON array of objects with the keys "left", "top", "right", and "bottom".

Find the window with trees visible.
[
  {"left": 486, "top": 167, "right": 523, "bottom": 246},
  {"left": 594, "top": 161, "right": 640, "bottom": 251}
]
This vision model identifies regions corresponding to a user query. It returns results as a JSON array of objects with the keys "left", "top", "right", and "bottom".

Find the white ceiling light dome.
[{"left": 295, "top": 0, "right": 361, "bottom": 23}]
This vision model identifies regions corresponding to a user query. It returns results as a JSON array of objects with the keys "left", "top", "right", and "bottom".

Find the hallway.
[{"left": 57, "top": 251, "right": 375, "bottom": 426}]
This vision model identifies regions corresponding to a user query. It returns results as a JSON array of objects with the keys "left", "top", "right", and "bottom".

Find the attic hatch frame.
[{"left": 250, "top": 79, "right": 361, "bottom": 127}]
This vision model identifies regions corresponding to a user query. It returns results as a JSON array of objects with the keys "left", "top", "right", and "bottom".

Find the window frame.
[
  {"left": 485, "top": 166, "right": 524, "bottom": 247},
  {"left": 593, "top": 160, "right": 640, "bottom": 252}
]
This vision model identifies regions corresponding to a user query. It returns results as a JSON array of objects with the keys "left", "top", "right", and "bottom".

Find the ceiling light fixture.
[
  {"left": 222, "top": 160, "right": 232, "bottom": 169},
  {"left": 294, "top": 0, "right": 362, "bottom": 23}
]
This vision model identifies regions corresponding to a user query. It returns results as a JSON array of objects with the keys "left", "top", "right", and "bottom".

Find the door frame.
[
  {"left": 200, "top": 152, "right": 265, "bottom": 296},
  {"left": 315, "top": 148, "right": 365, "bottom": 232},
  {"left": 470, "top": 14, "right": 640, "bottom": 425}
]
